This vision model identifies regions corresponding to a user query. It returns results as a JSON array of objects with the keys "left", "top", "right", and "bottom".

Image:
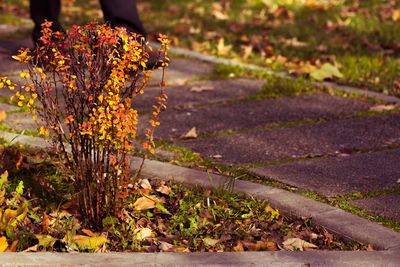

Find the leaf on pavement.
[
  {"left": 369, "top": 104, "right": 397, "bottom": 112},
  {"left": 282, "top": 237, "right": 317, "bottom": 251},
  {"left": 190, "top": 85, "right": 215, "bottom": 92},
  {"left": 310, "top": 63, "right": 343, "bottom": 81},
  {"left": 180, "top": 127, "right": 197, "bottom": 139}
]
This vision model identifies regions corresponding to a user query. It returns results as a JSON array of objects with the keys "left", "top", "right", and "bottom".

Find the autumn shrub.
[{"left": 1, "top": 21, "right": 169, "bottom": 227}]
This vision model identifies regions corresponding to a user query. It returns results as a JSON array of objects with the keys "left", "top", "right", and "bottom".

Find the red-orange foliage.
[{"left": 7, "top": 21, "right": 169, "bottom": 227}]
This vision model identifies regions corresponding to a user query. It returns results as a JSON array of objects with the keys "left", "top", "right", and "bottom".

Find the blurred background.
[{"left": 1, "top": 0, "right": 400, "bottom": 96}]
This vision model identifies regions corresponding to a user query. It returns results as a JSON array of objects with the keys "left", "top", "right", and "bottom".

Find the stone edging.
[
  {"left": 149, "top": 42, "right": 400, "bottom": 104},
  {"left": 0, "top": 251, "right": 399, "bottom": 266}
]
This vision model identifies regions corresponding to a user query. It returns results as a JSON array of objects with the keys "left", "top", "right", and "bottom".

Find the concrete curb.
[
  {"left": 150, "top": 42, "right": 400, "bottom": 104},
  {"left": 0, "top": 251, "right": 399, "bottom": 266}
]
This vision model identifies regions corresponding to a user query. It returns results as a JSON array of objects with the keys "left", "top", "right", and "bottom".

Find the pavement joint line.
[
  {"left": 150, "top": 41, "right": 400, "bottom": 104},
  {"left": 1, "top": 127, "right": 400, "bottom": 263}
]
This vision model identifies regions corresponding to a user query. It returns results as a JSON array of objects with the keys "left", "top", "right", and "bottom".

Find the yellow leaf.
[
  {"left": 35, "top": 235, "right": 57, "bottom": 249},
  {"left": 12, "top": 49, "right": 32, "bottom": 62},
  {"left": 0, "top": 236, "right": 8, "bottom": 252},
  {"left": 217, "top": 38, "right": 232, "bottom": 56},
  {"left": 70, "top": 235, "right": 108, "bottom": 251}
]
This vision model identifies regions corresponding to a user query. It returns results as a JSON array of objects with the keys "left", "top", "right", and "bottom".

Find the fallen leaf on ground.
[
  {"left": 35, "top": 234, "right": 57, "bottom": 249},
  {"left": 155, "top": 181, "right": 171, "bottom": 195},
  {"left": 5, "top": 240, "right": 18, "bottom": 252},
  {"left": 0, "top": 236, "right": 8, "bottom": 252},
  {"left": 217, "top": 38, "right": 232, "bottom": 56},
  {"left": 0, "top": 111, "right": 6, "bottom": 122},
  {"left": 133, "top": 195, "right": 158, "bottom": 211},
  {"left": 212, "top": 154, "right": 223, "bottom": 159},
  {"left": 369, "top": 104, "right": 397, "bottom": 112},
  {"left": 134, "top": 227, "right": 152, "bottom": 241},
  {"left": 159, "top": 241, "right": 173, "bottom": 251},
  {"left": 180, "top": 127, "right": 197, "bottom": 139},
  {"left": 282, "top": 237, "right": 317, "bottom": 251},
  {"left": 310, "top": 63, "right": 343, "bottom": 81},
  {"left": 190, "top": 85, "right": 214, "bottom": 92},
  {"left": 82, "top": 229, "right": 98, "bottom": 237},
  {"left": 140, "top": 179, "right": 152, "bottom": 190},
  {"left": 70, "top": 235, "right": 108, "bottom": 251},
  {"left": 203, "top": 237, "right": 219, "bottom": 246}
]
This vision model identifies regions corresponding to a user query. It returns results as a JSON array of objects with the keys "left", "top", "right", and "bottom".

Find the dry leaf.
[
  {"left": 241, "top": 45, "right": 253, "bottom": 59},
  {"left": 5, "top": 240, "right": 18, "bottom": 252},
  {"left": 233, "top": 241, "right": 244, "bottom": 251},
  {"left": 133, "top": 195, "right": 158, "bottom": 211},
  {"left": 0, "top": 111, "right": 6, "bottom": 123},
  {"left": 190, "top": 85, "right": 215, "bottom": 92},
  {"left": 213, "top": 10, "right": 229, "bottom": 20},
  {"left": 369, "top": 104, "right": 397, "bottom": 112},
  {"left": 203, "top": 237, "right": 219, "bottom": 247},
  {"left": 217, "top": 38, "right": 232, "bottom": 56},
  {"left": 173, "top": 247, "right": 190, "bottom": 252},
  {"left": 180, "top": 127, "right": 197, "bottom": 139},
  {"left": 140, "top": 179, "right": 152, "bottom": 190},
  {"left": 82, "top": 229, "right": 98, "bottom": 237},
  {"left": 255, "top": 241, "right": 277, "bottom": 251},
  {"left": 155, "top": 182, "right": 171, "bottom": 195},
  {"left": 134, "top": 227, "right": 152, "bottom": 241},
  {"left": 159, "top": 241, "right": 173, "bottom": 251},
  {"left": 41, "top": 213, "right": 50, "bottom": 232},
  {"left": 70, "top": 235, "right": 108, "bottom": 251},
  {"left": 212, "top": 154, "right": 223, "bottom": 159},
  {"left": 283, "top": 238, "right": 317, "bottom": 251},
  {"left": 0, "top": 236, "right": 8, "bottom": 252}
]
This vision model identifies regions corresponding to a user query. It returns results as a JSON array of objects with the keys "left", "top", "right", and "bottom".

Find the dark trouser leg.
[
  {"left": 99, "top": 0, "right": 146, "bottom": 37},
  {"left": 30, "top": 0, "right": 63, "bottom": 45}
]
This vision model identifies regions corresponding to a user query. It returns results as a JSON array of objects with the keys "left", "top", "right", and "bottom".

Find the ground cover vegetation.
[
  {"left": 0, "top": 142, "right": 370, "bottom": 252},
  {"left": 2, "top": 0, "right": 399, "bottom": 95}
]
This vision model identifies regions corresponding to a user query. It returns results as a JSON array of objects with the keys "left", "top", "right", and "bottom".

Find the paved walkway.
[{"left": 0, "top": 27, "right": 400, "bottom": 255}]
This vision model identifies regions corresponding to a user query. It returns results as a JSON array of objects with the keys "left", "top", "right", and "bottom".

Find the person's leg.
[
  {"left": 30, "top": 0, "right": 63, "bottom": 45},
  {"left": 99, "top": 0, "right": 146, "bottom": 37}
]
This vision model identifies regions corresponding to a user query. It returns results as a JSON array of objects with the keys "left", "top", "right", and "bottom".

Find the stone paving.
[{"left": 0, "top": 31, "right": 399, "bottom": 239}]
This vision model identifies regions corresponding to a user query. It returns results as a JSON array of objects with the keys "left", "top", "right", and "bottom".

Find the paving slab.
[
  {"left": 3, "top": 111, "right": 36, "bottom": 131},
  {"left": 0, "top": 102, "right": 18, "bottom": 112},
  {"left": 150, "top": 57, "right": 213, "bottom": 85},
  {"left": 178, "top": 112, "right": 400, "bottom": 165},
  {"left": 133, "top": 78, "right": 263, "bottom": 111},
  {"left": 250, "top": 148, "right": 400, "bottom": 197},
  {"left": 138, "top": 94, "right": 372, "bottom": 139},
  {"left": 0, "top": 37, "right": 32, "bottom": 75},
  {"left": 350, "top": 194, "right": 400, "bottom": 222}
]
